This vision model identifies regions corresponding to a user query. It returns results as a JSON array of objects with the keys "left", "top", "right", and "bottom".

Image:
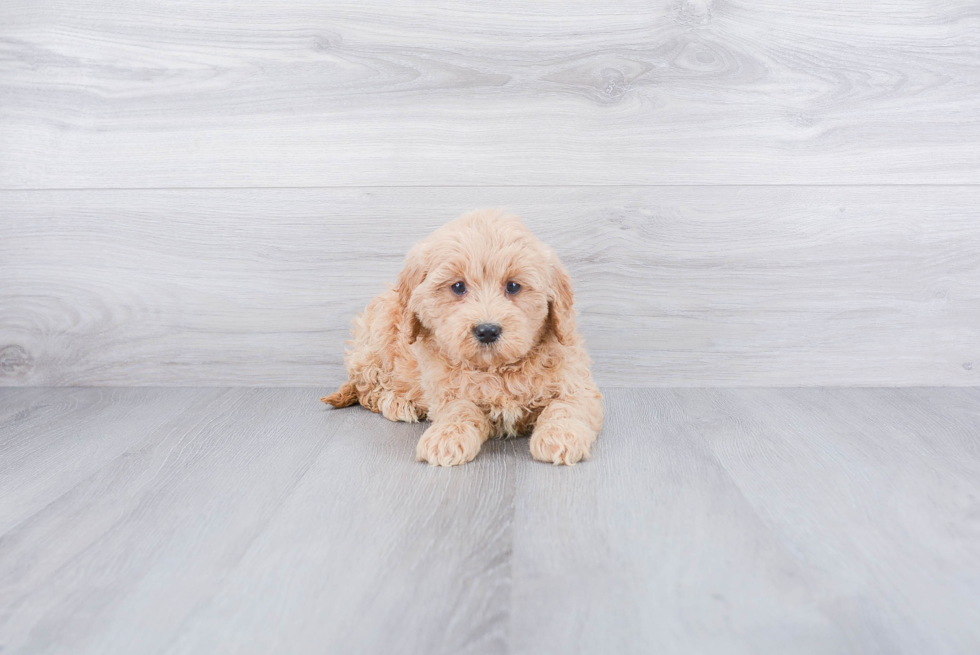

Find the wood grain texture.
[
  {"left": 510, "top": 387, "right": 980, "bottom": 654},
  {"left": 510, "top": 388, "right": 846, "bottom": 654},
  {"left": 0, "top": 387, "right": 214, "bottom": 532},
  {"left": 2, "top": 387, "right": 980, "bottom": 653},
  {"left": 2, "top": 187, "right": 978, "bottom": 387},
  {"left": 0, "top": 387, "right": 516, "bottom": 655},
  {"left": 676, "top": 387, "right": 980, "bottom": 654},
  {"left": 162, "top": 401, "right": 516, "bottom": 655},
  {"left": 1, "top": 0, "right": 978, "bottom": 187}
]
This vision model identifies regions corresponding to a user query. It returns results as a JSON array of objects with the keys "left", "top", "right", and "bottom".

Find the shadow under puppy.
[{"left": 323, "top": 209, "right": 603, "bottom": 466}]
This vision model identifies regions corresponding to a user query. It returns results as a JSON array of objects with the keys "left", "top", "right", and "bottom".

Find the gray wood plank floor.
[{"left": 2, "top": 387, "right": 979, "bottom": 654}]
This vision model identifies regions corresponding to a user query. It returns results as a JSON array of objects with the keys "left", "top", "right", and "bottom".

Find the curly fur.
[{"left": 322, "top": 209, "right": 603, "bottom": 466}]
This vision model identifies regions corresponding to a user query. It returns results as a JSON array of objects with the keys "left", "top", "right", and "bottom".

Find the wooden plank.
[
  {"left": 163, "top": 397, "right": 517, "bottom": 655},
  {"left": 2, "top": 187, "right": 978, "bottom": 387},
  {"left": 683, "top": 387, "right": 980, "bottom": 654},
  {"left": 510, "top": 388, "right": 980, "bottom": 653},
  {"left": 0, "top": 387, "right": 211, "bottom": 533},
  {"left": 510, "top": 387, "right": 852, "bottom": 654},
  {"left": 0, "top": 387, "right": 60, "bottom": 423},
  {"left": 0, "top": 388, "right": 516, "bottom": 654},
  {"left": 2, "top": 388, "right": 979, "bottom": 652},
  {"left": 1, "top": 0, "right": 978, "bottom": 187},
  {"left": 0, "top": 388, "right": 336, "bottom": 653}
]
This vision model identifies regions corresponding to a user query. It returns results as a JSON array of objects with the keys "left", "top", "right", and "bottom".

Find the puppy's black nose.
[{"left": 473, "top": 323, "right": 502, "bottom": 344}]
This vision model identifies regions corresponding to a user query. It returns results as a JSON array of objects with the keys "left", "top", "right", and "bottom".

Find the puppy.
[{"left": 322, "top": 209, "right": 603, "bottom": 466}]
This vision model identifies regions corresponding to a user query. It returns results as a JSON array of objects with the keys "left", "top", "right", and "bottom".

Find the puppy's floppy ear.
[
  {"left": 547, "top": 260, "right": 576, "bottom": 346},
  {"left": 395, "top": 242, "right": 428, "bottom": 344}
]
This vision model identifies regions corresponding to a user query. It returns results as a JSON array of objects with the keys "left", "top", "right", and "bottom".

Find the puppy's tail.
[{"left": 321, "top": 380, "right": 359, "bottom": 408}]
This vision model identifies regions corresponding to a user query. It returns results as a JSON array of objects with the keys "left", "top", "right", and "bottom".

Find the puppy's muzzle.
[{"left": 473, "top": 323, "right": 502, "bottom": 344}]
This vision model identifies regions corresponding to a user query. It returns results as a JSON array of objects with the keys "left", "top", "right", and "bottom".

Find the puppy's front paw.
[
  {"left": 530, "top": 422, "right": 594, "bottom": 466},
  {"left": 416, "top": 422, "right": 484, "bottom": 467}
]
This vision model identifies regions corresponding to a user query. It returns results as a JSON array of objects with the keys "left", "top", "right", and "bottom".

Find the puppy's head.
[{"left": 396, "top": 210, "right": 575, "bottom": 368}]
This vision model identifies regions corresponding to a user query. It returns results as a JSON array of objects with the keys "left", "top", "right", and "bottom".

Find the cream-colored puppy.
[{"left": 323, "top": 209, "right": 603, "bottom": 466}]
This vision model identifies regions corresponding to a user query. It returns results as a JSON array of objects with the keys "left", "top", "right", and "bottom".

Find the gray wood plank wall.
[
  {"left": 2, "top": 0, "right": 978, "bottom": 187},
  {"left": 1, "top": 1, "right": 978, "bottom": 386}
]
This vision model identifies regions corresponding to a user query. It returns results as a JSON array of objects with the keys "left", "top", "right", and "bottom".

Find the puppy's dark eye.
[
  {"left": 451, "top": 281, "right": 467, "bottom": 295},
  {"left": 505, "top": 281, "right": 521, "bottom": 295}
]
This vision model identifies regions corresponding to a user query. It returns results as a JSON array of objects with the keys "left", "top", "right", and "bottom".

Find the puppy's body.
[{"left": 324, "top": 210, "right": 603, "bottom": 466}]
